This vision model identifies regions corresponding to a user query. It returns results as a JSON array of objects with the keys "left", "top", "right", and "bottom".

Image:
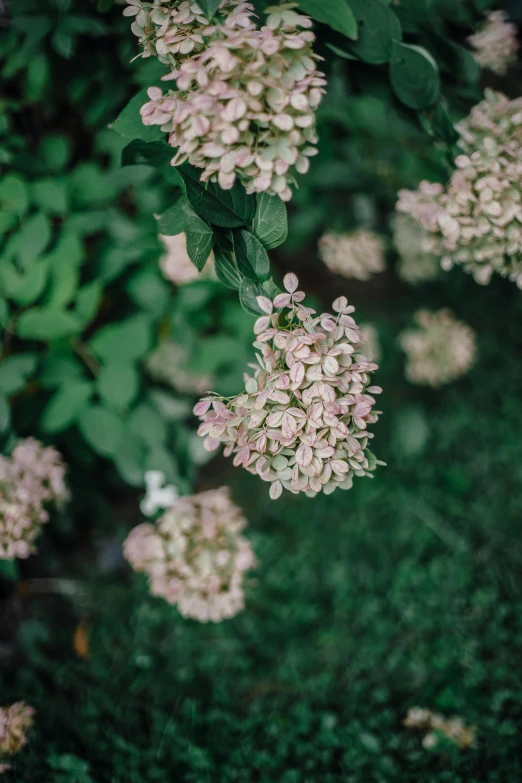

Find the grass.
[{"left": 2, "top": 270, "right": 522, "bottom": 782}]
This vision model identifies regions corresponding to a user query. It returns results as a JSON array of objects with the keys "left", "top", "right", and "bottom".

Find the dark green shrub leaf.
[
  {"left": 75, "top": 282, "right": 102, "bottom": 326},
  {"left": 31, "top": 179, "right": 68, "bottom": 214},
  {"left": 130, "top": 402, "right": 168, "bottom": 449},
  {"left": 156, "top": 200, "right": 186, "bottom": 236},
  {"left": 214, "top": 245, "right": 242, "bottom": 291},
  {"left": 110, "top": 89, "right": 165, "bottom": 142},
  {"left": 16, "top": 308, "right": 82, "bottom": 340},
  {"left": 89, "top": 315, "right": 152, "bottom": 361},
  {"left": 78, "top": 405, "right": 125, "bottom": 458},
  {"left": 183, "top": 206, "right": 215, "bottom": 272},
  {"left": 389, "top": 44, "right": 440, "bottom": 110},
  {"left": 0, "top": 354, "right": 38, "bottom": 395},
  {"left": 233, "top": 229, "right": 271, "bottom": 282},
  {"left": 253, "top": 193, "right": 288, "bottom": 250},
  {"left": 179, "top": 164, "right": 256, "bottom": 227},
  {"left": 41, "top": 380, "right": 93, "bottom": 433},
  {"left": 297, "top": 0, "right": 358, "bottom": 39},
  {"left": 430, "top": 100, "right": 459, "bottom": 145},
  {"left": 1, "top": 259, "right": 50, "bottom": 306},
  {"left": 197, "top": 0, "right": 221, "bottom": 19},
  {"left": 121, "top": 139, "right": 177, "bottom": 172},
  {"left": 97, "top": 362, "right": 139, "bottom": 410},
  {"left": 239, "top": 279, "right": 265, "bottom": 315},
  {"left": 0, "top": 175, "right": 28, "bottom": 215},
  {"left": 0, "top": 395, "right": 10, "bottom": 433},
  {"left": 8, "top": 212, "right": 51, "bottom": 265},
  {"left": 345, "top": 0, "right": 401, "bottom": 63},
  {"left": 114, "top": 434, "right": 146, "bottom": 487}
]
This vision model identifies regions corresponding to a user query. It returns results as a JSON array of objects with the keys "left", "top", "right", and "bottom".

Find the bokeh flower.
[
  {"left": 0, "top": 702, "right": 35, "bottom": 758},
  {"left": 0, "top": 439, "right": 69, "bottom": 560},
  {"left": 146, "top": 339, "right": 213, "bottom": 395},
  {"left": 404, "top": 707, "right": 476, "bottom": 751},
  {"left": 159, "top": 232, "right": 213, "bottom": 285},
  {"left": 359, "top": 324, "right": 381, "bottom": 363},
  {"left": 137, "top": 3, "right": 326, "bottom": 201},
  {"left": 318, "top": 229, "right": 386, "bottom": 281},
  {"left": 392, "top": 214, "right": 441, "bottom": 284},
  {"left": 124, "top": 486, "right": 255, "bottom": 622},
  {"left": 399, "top": 309, "right": 476, "bottom": 387},
  {"left": 467, "top": 11, "right": 519, "bottom": 76},
  {"left": 194, "top": 274, "right": 383, "bottom": 499}
]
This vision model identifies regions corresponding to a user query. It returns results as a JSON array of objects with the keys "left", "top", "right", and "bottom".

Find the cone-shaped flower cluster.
[
  {"left": 135, "top": 2, "right": 326, "bottom": 201},
  {"left": 0, "top": 702, "right": 35, "bottom": 758},
  {"left": 400, "top": 309, "right": 476, "bottom": 387},
  {"left": 397, "top": 91, "right": 522, "bottom": 288},
  {"left": 318, "top": 229, "right": 386, "bottom": 281},
  {"left": 467, "top": 11, "right": 519, "bottom": 76},
  {"left": 194, "top": 274, "right": 383, "bottom": 499},
  {"left": 392, "top": 214, "right": 441, "bottom": 284},
  {"left": 0, "top": 438, "right": 69, "bottom": 560},
  {"left": 124, "top": 487, "right": 255, "bottom": 622}
]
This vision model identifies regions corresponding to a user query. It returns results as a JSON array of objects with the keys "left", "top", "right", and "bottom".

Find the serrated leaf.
[
  {"left": 297, "top": 0, "right": 358, "bottom": 39},
  {"left": 41, "top": 380, "right": 93, "bottom": 433},
  {"left": 233, "top": 229, "right": 270, "bottom": 282},
  {"left": 16, "top": 308, "right": 82, "bottom": 340},
  {"left": 97, "top": 362, "right": 139, "bottom": 410},
  {"left": 253, "top": 193, "right": 288, "bottom": 250},
  {"left": 345, "top": 0, "right": 401, "bottom": 64},
  {"left": 389, "top": 43, "right": 440, "bottom": 110},
  {"left": 78, "top": 405, "right": 125, "bottom": 458},
  {"left": 110, "top": 89, "right": 165, "bottom": 142},
  {"left": 178, "top": 164, "right": 256, "bottom": 227},
  {"left": 183, "top": 206, "right": 215, "bottom": 271}
]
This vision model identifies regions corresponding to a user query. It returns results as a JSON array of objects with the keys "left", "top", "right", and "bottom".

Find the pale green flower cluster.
[
  {"left": 194, "top": 274, "right": 383, "bottom": 499},
  {"left": 392, "top": 214, "right": 441, "bottom": 284},
  {"left": 397, "top": 91, "right": 522, "bottom": 288},
  {"left": 318, "top": 229, "right": 386, "bottom": 281},
  {"left": 399, "top": 309, "right": 476, "bottom": 387},
  {"left": 124, "top": 486, "right": 255, "bottom": 622},
  {"left": 467, "top": 11, "right": 519, "bottom": 76}
]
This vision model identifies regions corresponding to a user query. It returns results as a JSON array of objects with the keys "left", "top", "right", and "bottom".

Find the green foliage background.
[{"left": 1, "top": 0, "right": 522, "bottom": 780}]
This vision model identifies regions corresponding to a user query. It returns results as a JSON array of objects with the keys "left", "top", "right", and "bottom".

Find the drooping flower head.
[
  {"left": 0, "top": 438, "right": 69, "bottom": 560},
  {"left": 399, "top": 309, "right": 477, "bottom": 387},
  {"left": 124, "top": 486, "right": 255, "bottom": 622},
  {"left": 137, "top": 3, "right": 326, "bottom": 201},
  {"left": 397, "top": 91, "right": 522, "bottom": 288},
  {"left": 318, "top": 229, "right": 386, "bottom": 281},
  {"left": 0, "top": 702, "right": 35, "bottom": 758},
  {"left": 194, "top": 274, "right": 383, "bottom": 499},
  {"left": 467, "top": 11, "right": 519, "bottom": 76}
]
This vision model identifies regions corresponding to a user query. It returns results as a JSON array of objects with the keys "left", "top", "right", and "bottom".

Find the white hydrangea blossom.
[
  {"left": 124, "top": 486, "right": 255, "bottom": 622},
  {"left": 159, "top": 232, "right": 213, "bottom": 285},
  {"left": 404, "top": 707, "right": 476, "bottom": 751},
  {"left": 399, "top": 309, "right": 477, "bottom": 387},
  {"left": 467, "top": 11, "right": 519, "bottom": 76},
  {"left": 132, "top": 2, "right": 326, "bottom": 201},
  {"left": 318, "top": 229, "right": 386, "bottom": 281},
  {"left": 140, "top": 470, "right": 179, "bottom": 516},
  {"left": 194, "top": 274, "right": 383, "bottom": 499},
  {"left": 397, "top": 92, "right": 522, "bottom": 288},
  {"left": 392, "top": 214, "right": 441, "bottom": 284}
]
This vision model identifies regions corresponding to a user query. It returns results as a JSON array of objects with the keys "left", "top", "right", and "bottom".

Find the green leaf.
[
  {"left": 129, "top": 402, "right": 168, "bottom": 449},
  {"left": 89, "top": 315, "right": 152, "bottom": 361},
  {"left": 75, "top": 282, "right": 102, "bottom": 326},
  {"left": 41, "top": 380, "right": 93, "bottom": 433},
  {"left": 430, "top": 100, "right": 459, "bottom": 145},
  {"left": 239, "top": 279, "right": 265, "bottom": 316},
  {"left": 0, "top": 259, "right": 50, "bottom": 306},
  {"left": 233, "top": 229, "right": 270, "bottom": 282},
  {"left": 126, "top": 268, "right": 170, "bottom": 317},
  {"left": 110, "top": 89, "right": 165, "bottom": 142},
  {"left": 16, "top": 308, "right": 82, "bottom": 340},
  {"left": 97, "top": 362, "right": 139, "bottom": 410},
  {"left": 114, "top": 433, "right": 146, "bottom": 487},
  {"left": 179, "top": 164, "right": 256, "bottom": 228},
  {"left": 39, "top": 356, "right": 84, "bottom": 388},
  {"left": 46, "top": 260, "right": 79, "bottom": 309},
  {"left": 183, "top": 206, "right": 215, "bottom": 272},
  {"left": 8, "top": 212, "right": 52, "bottom": 266},
  {"left": 389, "top": 44, "right": 440, "bottom": 110},
  {"left": 0, "top": 354, "right": 38, "bottom": 395},
  {"left": 214, "top": 245, "right": 242, "bottom": 291},
  {"left": 145, "top": 447, "right": 178, "bottom": 483},
  {"left": 345, "top": 0, "right": 401, "bottom": 64},
  {"left": 31, "top": 179, "right": 68, "bottom": 214},
  {"left": 78, "top": 405, "right": 125, "bottom": 458},
  {"left": 297, "top": 0, "right": 358, "bottom": 39},
  {"left": 121, "top": 139, "right": 179, "bottom": 174},
  {"left": 253, "top": 193, "right": 288, "bottom": 250},
  {"left": 39, "top": 135, "right": 72, "bottom": 172},
  {"left": 197, "top": 0, "right": 222, "bottom": 19},
  {"left": 156, "top": 200, "right": 186, "bottom": 236},
  {"left": 0, "top": 175, "right": 28, "bottom": 215},
  {"left": 0, "top": 395, "right": 10, "bottom": 434}
]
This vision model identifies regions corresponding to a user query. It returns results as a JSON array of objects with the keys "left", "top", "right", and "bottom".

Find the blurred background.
[{"left": 1, "top": 0, "right": 522, "bottom": 780}]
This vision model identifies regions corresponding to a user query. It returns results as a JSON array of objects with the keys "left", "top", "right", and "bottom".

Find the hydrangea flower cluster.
[
  {"left": 146, "top": 339, "right": 213, "bottom": 395},
  {"left": 194, "top": 274, "right": 383, "bottom": 499},
  {"left": 397, "top": 91, "right": 522, "bottom": 288},
  {"left": 0, "top": 702, "right": 35, "bottom": 759},
  {"left": 0, "top": 439, "right": 69, "bottom": 560},
  {"left": 124, "top": 0, "right": 255, "bottom": 68},
  {"left": 467, "top": 11, "right": 519, "bottom": 76},
  {"left": 404, "top": 707, "right": 476, "bottom": 751},
  {"left": 159, "top": 232, "right": 214, "bottom": 285},
  {"left": 124, "top": 486, "right": 255, "bottom": 622},
  {"left": 399, "top": 309, "right": 477, "bottom": 387},
  {"left": 318, "top": 229, "right": 386, "bottom": 281},
  {"left": 136, "top": 3, "right": 326, "bottom": 201},
  {"left": 392, "top": 214, "right": 441, "bottom": 284}
]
